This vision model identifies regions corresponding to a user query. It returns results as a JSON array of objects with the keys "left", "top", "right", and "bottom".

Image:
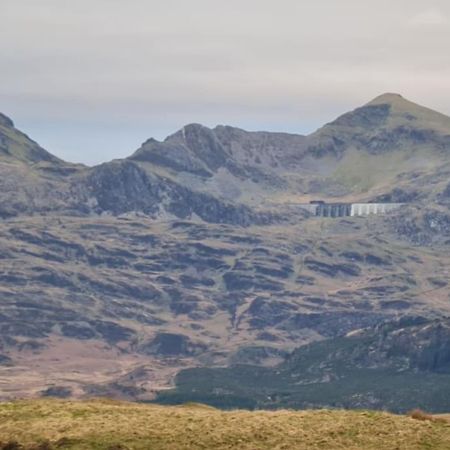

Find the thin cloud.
[{"left": 409, "top": 8, "right": 449, "bottom": 27}]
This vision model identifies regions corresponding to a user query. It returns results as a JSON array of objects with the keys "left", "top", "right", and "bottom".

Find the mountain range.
[{"left": 1, "top": 93, "right": 450, "bottom": 410}]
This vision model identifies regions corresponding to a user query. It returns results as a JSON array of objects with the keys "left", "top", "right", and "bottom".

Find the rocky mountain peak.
[
  {"left": 140, "top": 137, "right": 160, "bottom": 146},
  {"left": 0, "top": 112, "right": 14, "bottom": 128},
  {"left": 167, "top": 123, "right": 216, "bottom": 146},
  {"left": 134, "top": 123, "right": 228, "bottom": 174}
]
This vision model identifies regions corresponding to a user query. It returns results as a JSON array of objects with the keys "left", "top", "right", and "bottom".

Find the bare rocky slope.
[{"left": 1, "top": 94, "right": 450, "bottom": 408}]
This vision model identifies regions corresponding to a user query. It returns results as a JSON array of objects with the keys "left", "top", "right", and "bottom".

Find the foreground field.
[{"left": 0, "top": 400, "right": 450, "bottom": 449}]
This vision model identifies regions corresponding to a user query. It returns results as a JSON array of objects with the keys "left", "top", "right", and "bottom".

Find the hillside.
[
  {"left": 0, "top": 399, "right": 450, "bottom": 450},
  {"left": 1, "top": 94, "right": 450, "bottom": 408},
  {"left": 2, "top": 212, "right": 450, "bottom": 402},
  {"left": 157, "top": 317, "right": 450, "bottom": 412}
]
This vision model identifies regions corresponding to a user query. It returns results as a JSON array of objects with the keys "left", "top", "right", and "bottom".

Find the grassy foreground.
[{"left": 0, "top": 400, "right": 450, "bottom": 450}]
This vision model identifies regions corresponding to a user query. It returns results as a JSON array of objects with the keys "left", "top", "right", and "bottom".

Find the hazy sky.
[{"left": 1, "top": 0, "right": 450, "bottom": 165}]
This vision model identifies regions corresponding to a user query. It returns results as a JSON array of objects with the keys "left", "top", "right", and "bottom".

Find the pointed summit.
[
  {"left": 367, "top": 92, "right": 405, "bottom": 105},
  {"left": 306, "top": 91, "right": 450, "bottom": 165},
  {"left": 365, "top": 92, "right": 425, "bottom": 113},
  {"left": 365, "top": 92, "right": 450, "bottom": 133},
  {"left": 315, "top": 93, "right": 450, "bottom": 136}
]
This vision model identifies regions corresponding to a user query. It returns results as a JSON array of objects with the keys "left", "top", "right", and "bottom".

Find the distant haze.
[{"left": 1, "top": 0, "right": 450, "bottom": 165}]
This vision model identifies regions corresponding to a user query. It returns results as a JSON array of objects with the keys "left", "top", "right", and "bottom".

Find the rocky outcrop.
[
  {"left": 85, "top": 161, "right": 163, "bottom": 215},
  {"left": 138, "top": 332, "right": 207, "bottom": 356},
  {"left": 84, "top": 159, "right": 276, "bottom": 225}
]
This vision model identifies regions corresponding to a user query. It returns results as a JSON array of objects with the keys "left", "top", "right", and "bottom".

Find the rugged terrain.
[
  {"left": 1, "top": 94, "right": 450, "bottom": 408},
  {"left": 158, "top": 317, "right": 450, "bottom": 412},
  {"left": 1, "top": 399, "right": 450, "bottom": 450}
]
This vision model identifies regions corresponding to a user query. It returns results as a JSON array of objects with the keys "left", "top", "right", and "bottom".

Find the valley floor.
[{"left": 0, "top": 399, "right": 449, "bottom": 449}]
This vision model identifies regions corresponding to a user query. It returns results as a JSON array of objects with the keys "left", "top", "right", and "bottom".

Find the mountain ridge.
[
  {"left": 3, "top": 92, "right": 450, "bottom": 167},
  {"left": 1, "top": 93, "right": 450, "bottom": 407}
]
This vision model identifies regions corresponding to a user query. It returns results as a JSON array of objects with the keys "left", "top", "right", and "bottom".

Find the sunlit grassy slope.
[{"left": 0, "top": 399, "right": 450, "bottom": 450}]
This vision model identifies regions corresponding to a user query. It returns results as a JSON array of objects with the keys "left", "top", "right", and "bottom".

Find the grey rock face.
[
  {"left": 330, "top": 104, "right": 391, "bottom": 129},
  {"left": 131, "top": 123, "right": 230, "bottom": 177},
  {"left": 83, "top": 159, "right": 275, "bottom": 225},
  {"left": 86, "top": 161, "right": 163, "bottom": 215},
  {"left": 0, "top": 113, "right": 14, "bottom": 128},
  {"left": 131, "top": 137, "right": 213, "bottom": 177}
]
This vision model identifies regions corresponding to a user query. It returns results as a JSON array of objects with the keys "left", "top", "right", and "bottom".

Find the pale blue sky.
[{"left": 1, "top": 0, "right": 449, "bottom": 165}]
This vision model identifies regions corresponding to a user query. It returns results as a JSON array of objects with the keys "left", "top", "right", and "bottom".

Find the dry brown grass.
[
  {"left": 408, "top": 409, "right": 449, "bottom": 424},
  {"left": 409, "top": 408, "right": 437, "bottom": 421},
  {"left": 0, "top": 399, "right": 450, "bottom": 449}
]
